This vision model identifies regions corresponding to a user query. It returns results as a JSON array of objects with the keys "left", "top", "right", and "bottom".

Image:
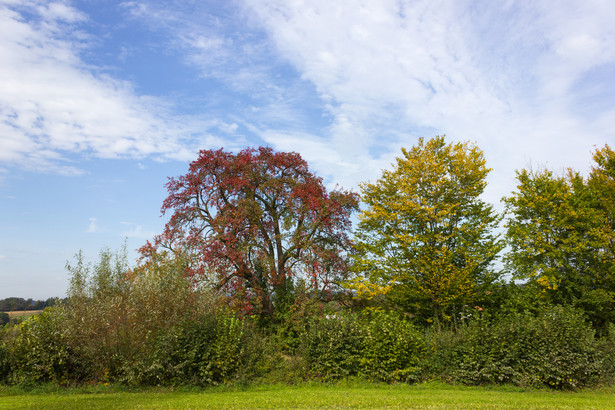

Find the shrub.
[
  {"left": 274, "top": 282, "right": 328, "bottom": 353},
  {"left": 60, "top": 247, "right": 226, "bottom": 384},
  {"left": 524, "top": 307, "right": 603, "bottom": 388},
  {"left": 594, "top": 323, "right": 615, "bottom": 385},
  {"left": 360, "top": 311, "right": 425, "bottom": 382},
  {"left": 0, "top": 337, "right": 9, "bottom": 383},
  {"left": 5, "top": 309, "right": 88, "bottom": 385},
  {"left": 250, "top": 336, "right": 309, "bottom": 384},
  {"left": 302, "top": 312, "right": 365, "bottom": 379},
  {"left": 426, "top": 306, "right": 606, "bottom": 389},
  {"left": 126, "top": 309, "right": 248, "bottom": 386},
  {"left": 302, "top": 311, "right": 425, "bottom": 382}
]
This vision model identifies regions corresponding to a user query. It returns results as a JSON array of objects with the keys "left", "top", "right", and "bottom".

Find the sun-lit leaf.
[
  {"left": 142, "top": 147, "right": 359, "bottom": 321},
  {"left": 349, "top": 136, "right": 503, "bottom": 323}
]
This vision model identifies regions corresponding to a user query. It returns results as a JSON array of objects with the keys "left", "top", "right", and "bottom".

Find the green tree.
[
  {"left": 503, "top": 145, "right": 615, "bottom": 328},
  {"left": 349, "top": 136, "right": 503, "bottom": 323}
]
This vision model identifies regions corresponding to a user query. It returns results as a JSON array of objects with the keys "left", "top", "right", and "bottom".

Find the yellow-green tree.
[
  {"left": 504, "top": 145, "right": 615, "bottom": 328},
  {"left": 589, "top": 145, "right": 615, "bottom": 235},
  {"left": 350, "top": 136, "right": 503, "bottom": 323}
]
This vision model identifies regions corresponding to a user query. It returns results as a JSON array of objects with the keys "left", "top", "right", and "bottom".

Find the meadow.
[
  {"left": 1, "top": 382, "right": 614, "bottom": 409},
  {"left": 3, "top": 311, "right": 43, "bottom": 320}
]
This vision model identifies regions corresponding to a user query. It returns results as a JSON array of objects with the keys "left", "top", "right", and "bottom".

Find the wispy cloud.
[
  {"left": 85, "top": 217, "right": 100, "bottom": 233},
  {"left": 122, "top": 1, "right": 326, "bottom": 137},
  {"left": 120, "top": 222, "right": 156, "bottom": 240},
  {"left": 241, "top": 0, "right": 615, "bottom": 201},
  {"left": 0, "top": 0, "right": 234, "bottom": 173},
  {"left": 2, "top": 0, "right": 613, "bottom": 205}
]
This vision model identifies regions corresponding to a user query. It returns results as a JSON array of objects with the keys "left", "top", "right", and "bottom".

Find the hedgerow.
[
  {"left": 424, "top": 306, "right": 613, "bottom": 389},
  {"left": 2, "top": 248, "right": 614, "bottom": 389}
]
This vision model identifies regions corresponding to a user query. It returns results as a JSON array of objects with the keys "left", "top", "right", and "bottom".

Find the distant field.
[
  {"left": 3, "top": 310, "right": 43, "bottom": 319},
  {"left": 1, "top": 382, "right": 614, "bottom": 409}
]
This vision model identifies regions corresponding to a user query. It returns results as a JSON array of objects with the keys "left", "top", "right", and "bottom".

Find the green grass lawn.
[{"left": 1, "top": 382, "right": 614, "bottom": 409}]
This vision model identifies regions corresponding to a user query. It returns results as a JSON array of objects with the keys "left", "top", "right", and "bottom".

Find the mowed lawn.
[{"left": 1, "top": 382, "right": 614, "bottom": 409}]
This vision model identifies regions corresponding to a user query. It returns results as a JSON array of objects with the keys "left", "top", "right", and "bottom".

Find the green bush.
[
  {"left": 595, "top": 323, "right": 615, "bottom": 384},
  {"left": 3, "top": 245, "right": 613, "bottom": 389},
  {"left": 250, "top": 336, "right": 309, "bottom": 384},
  {"left": 302, "top": 311, "right": 425, "bottom": 382},
  {"left": 60, "top": 247, "right": 225, "bottom": 384},
  {"left": 426, "top": 306, "right": 606, "bottom": 389},
  {"left": 361, "top": 311, "right": 425, "bottom": 382},
  {"left": 5, "top": 309, "right": 88, "bottom": 385},
  {"left": 0, "top": 337, "right": 9, "bottom": 383},
  {"left": 302, "top": 312, "right": 365, "bottom": 379},
  {"left": 0, "top": 247, "right": 248, "bottom": 386},
  {"left": 274, "top": 283, "right": 328, "bottom": 354},
  {"left": 525, "top": 307, "right": 603, "bottom": 388},
  {"left": 126, "top": 310, "right": 249, "bottom": 386}
]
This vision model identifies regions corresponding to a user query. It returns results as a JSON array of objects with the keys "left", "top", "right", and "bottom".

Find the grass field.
[
  {"left": 3, "top": 310, "right": 43, "bottom": 320},
  {"left": 1, "top": 382, "right": 614, "bottom": 409}
]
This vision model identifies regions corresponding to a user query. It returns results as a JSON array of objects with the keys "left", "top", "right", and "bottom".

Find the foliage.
[
  {"left": 64, "top": 246, "right": 242, "bottom": 383},
  {"left": 249, "top": 338, "right": 309, "bottom": 385},
  {"left": 125, "top": 309, "right": 251, "bottom": 386},
  {"left": 596, "top": 323, "right": 615, "bottom": 383},
  {"left": 0, "top": 338, "right": 9, "bottom": 383},
  {"left": 0, "top": 313, "right": 9, "bottom": 327},
  {"left": 589, "top": 144, "right": 615, "bottom": 227},
  {"left": 62, "top": 247, "right": 134, "bottom": 380},
  {"left": 273, "top": 279, "right": 334, "bottom": 353},
  {"left": 350, "top": 136, "right": 503, "bottom": 323},
  {"left": 143, "top": 147, "right": 359, "bottom": 321},
  {"left": 425, "top": 306, "right": 608, "bottom": 389},
  {"left": 360, "top": 311, "right": 425, "bottom": 382},
  {"left": 0, "top": 298, "right": 60, "bottom": 312},
  {"left": 302, "top": 312, "right": 365, "bottom": 379},
  {"left": 503, "top": 145, "right": 615, "bottom": 328},
  {"left": 3, "top": 143, "right": 615, "bottom": 391},
  {"left": 302, "top": 311, "right": 425, "bottom": 382},
  {"left": 0, "top": 245, "right": 256, "bottom": 386},
  {"left": 4, "top": 309, "right": 87, "bottom": 385}
]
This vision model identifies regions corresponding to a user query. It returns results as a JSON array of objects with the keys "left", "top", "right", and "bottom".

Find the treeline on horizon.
[
  {"left": 1, "top": 136, "right": 614, "bottom": 390},
  {"left": 0, "top": 298, "right": 62, "bottom": 312}
]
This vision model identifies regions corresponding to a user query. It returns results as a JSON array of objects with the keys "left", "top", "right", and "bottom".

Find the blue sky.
[{"left": 1, "top": 0, "right": 614, "bottom": 299}]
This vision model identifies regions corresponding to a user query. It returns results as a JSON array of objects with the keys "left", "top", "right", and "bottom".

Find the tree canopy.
[
  {"left": 504, "top": 145, "right": 615, "bottom": 328},
  {"left": 349, "top": 136, "right": 503, "bottom": 323},
  {"left": 142, "top": 147, "right": 359, "bottom": 320}
]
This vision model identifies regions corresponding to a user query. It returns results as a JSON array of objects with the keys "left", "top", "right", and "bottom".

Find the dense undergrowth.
[
  {"left": 1, "top": 248, "right": 614, "bottom": 391},
  {"left": 2, "top": 306, "right": 615, "bottom": 390}
]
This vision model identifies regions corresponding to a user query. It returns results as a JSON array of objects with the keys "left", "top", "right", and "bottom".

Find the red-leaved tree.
[{"left": 141, "top": 147, "right": 359, "bottom": 319}]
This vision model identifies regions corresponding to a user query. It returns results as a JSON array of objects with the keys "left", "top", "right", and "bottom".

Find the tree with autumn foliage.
[
  {"left": 349, "top": 136, "right": 503, "bottom": 324},
  {"left": 141, "top": 147, "right": 359, "bottom": 321},
  {"left": 504, "top": 145, "right": 615, "bottom": 328}
]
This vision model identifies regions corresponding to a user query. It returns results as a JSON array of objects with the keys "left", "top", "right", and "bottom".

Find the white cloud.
[
  {"left": 2, "top": 0, "right": 613, "bottom": 204},
  {"left": 85, "top": 217, "right": 100, "bottom": 233},
  {"left": 121, "top": 1, "right": 324, "bottom": 137},
  {"left": 120, "top": 222, "right": 156, "bottom": 240},
  {"left": 242, "top": 0, "right": 615, "bottom": 201},
  {"left": 0, "top": 0, "right": 233, "bottom": 173}
]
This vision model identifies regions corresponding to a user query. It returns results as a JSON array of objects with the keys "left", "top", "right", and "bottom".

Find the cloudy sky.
[{"left": 1, "top": 0, "right": 614, "bottom": 299}]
